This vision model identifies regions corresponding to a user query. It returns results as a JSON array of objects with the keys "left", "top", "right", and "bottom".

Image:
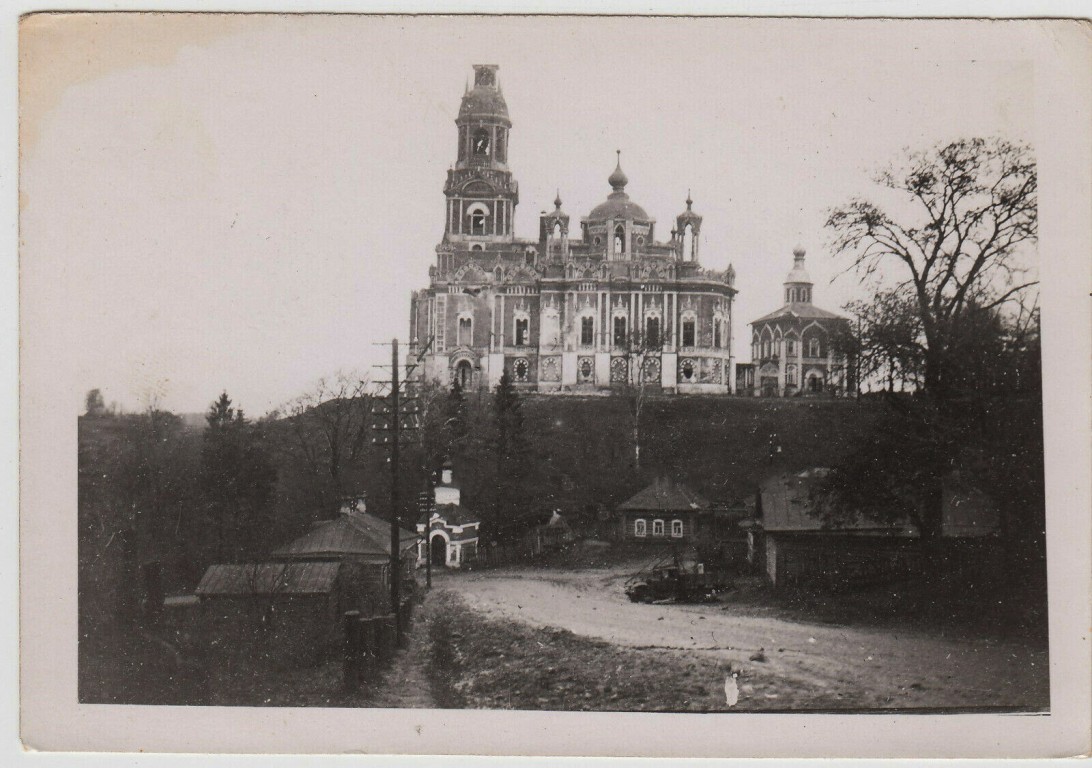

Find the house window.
[
  {"left": 457, "top": 316, "right": 472, "bottom": 346},
  {"left": 645, "top": 316, "right": 660, "bottom": 348},
  {"left": 581, "top": 316, "right": 594, "bottom": 347},
  {"left": 515, "top": 317, "right": 529, "bottom": 346},
  {"left": 682, "top": 318, "right": 696, "bottom": 347},
  {"left": 809, "top": 338, "right": 821, "bottom": 357},
  {"left": 652, "top": 519, "right": 665, "bottom": 536},
  {"left": 634, "top": 519, "right": 647, "bottom": 537},
  {"left": 671, "top": 519, "right": 683, "bottom": 538},
  {"left": 613, "top": 316, "right": 627, "bottom": 347}
]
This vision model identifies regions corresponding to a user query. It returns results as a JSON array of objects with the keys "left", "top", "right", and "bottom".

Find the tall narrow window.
[
  {"left": 713, "top": 318, "right": 722, "bottom": 348},
  {"left": 682, "top": 224, "right": 695, "bottom": 262},
  {"left": 614, "top": 225, "right": 625, "bottom": 255},
  {"left": 809, "top": 338, "right": 821, "bottom": 357},
  {"left": 646, "top": 316, "right": 661, "bottom": 348},
  {"left": 472, "top": 128, "right": 490, "bottom": 156},
  {"left": 457, "top": 316, "right": 472, "bottom": 347},
  {"left": 682, "top": 318, "right": 696, "bottom": 347},
  {"left": 786, "top": 338, "right": 796, "bottom": 355},
  {"left": 515, "top": 317, "right": 529, "bottom": 347},
  {"left": 613, "top": 316, "right": 627, "bottom": 347},
  {"left": 581, "top": 316, "right": 594, "bottom": 347}
]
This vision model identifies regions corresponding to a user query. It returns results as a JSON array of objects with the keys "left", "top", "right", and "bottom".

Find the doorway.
[
  {"left": 430, "top": 534, "right": 448, "bottom": 567},
  {"left": 455, "top": 360, "right": 473, "bottom": 389}
]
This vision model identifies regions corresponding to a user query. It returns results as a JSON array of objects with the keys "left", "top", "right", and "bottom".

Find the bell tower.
[{"left": 443, "top": 64, "right": 519, "bottom": 243}]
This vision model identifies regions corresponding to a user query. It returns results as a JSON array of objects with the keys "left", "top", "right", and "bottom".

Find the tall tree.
[
  {"left": 277, "top": 371, "right": 372, "bottom": 508},
  {"left": 827, "top": 137, "right": 1037, "bottom": 402},
  {"left": 490, "top": 368, "right": 530, "bottom": 542},
  {"left": 820, "top": 138, "right": 1040, "bottom": 559},
  {"left": 201, "top": 392, "right": 277, "bottom": 560}
]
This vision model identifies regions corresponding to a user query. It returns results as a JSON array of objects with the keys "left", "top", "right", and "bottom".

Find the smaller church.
[
  {"left": 749, "top": 247, "right": 853, "bottom": 397},
  {"left": 417, "top": 461, "right": 480, "bottom": 569}
]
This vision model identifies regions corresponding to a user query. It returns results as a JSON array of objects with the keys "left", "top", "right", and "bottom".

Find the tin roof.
[
  {"left": 617, "top": 478, "right": 710, "bottom": 512},
  {"left": 752, "top": 302, "right": 846, "bottom": 325},
  {"left": 196, "top": 562, "right": 339, "bottom": 597},
  {"left": 272, "top": 510, "right": 418, "bottom": 560}
]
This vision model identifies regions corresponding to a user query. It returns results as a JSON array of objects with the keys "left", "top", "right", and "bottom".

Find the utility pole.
[
  {"left": 371, "top": 335, "right": 434, "bottom": 645},
  {"left": 389, "top": 337, "right": 401, "bottom": 631}
]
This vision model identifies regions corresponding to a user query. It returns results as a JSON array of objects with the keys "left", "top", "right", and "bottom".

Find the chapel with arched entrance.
[{"left": 416, "top": 461, "right": 480, "bottom": 569}]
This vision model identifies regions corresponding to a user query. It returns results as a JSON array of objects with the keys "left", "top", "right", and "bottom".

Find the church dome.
[
  {"left": 587, "top": 152, "right": 651, "bottom": 221},
  {"left": 785, "top": 245, "right": 812, "bottom": 284},
  {"left": 459, "top": 87, "right": 510, "bottom": 120}
]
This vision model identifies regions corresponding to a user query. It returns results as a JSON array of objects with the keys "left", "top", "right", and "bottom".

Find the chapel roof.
[{"left": 751, "top": 303, "right": 846, "bottom": 325}]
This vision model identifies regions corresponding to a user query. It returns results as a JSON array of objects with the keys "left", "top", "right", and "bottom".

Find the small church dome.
[
  {"left": 587, "top": 152, "right": 651, "bottom": 222},
  {"left": 785, "top": 246, "right": 812, "bottom": 285}
]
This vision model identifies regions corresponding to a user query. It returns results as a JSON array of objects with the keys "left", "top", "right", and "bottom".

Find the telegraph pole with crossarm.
[{"left": 371, "top": 336, "right": 432, "bottom": 644}]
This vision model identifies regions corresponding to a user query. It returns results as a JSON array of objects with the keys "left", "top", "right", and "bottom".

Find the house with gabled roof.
[{"left": 616, "top": 477, "right": 710, "bottom": 543}]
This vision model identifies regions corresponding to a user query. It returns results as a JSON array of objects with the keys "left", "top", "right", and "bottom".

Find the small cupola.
[
  {"left": 435, "top": 459, "right": 461, "bottom": 506},
  {"left": 675, "top": 190, "right": 703, "bottom": 263},
  {"left": 784, "top": 245, "right": 814, "bottom": 304}
]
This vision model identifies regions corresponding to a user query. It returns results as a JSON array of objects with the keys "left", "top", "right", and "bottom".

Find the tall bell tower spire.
[{"left": 443, "top": 64, "right": 519, "bottom": 242}]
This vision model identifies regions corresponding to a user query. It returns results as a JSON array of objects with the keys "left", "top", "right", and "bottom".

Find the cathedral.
[{"left": 408, "top": 64, "right": 738, "bottom": 394}]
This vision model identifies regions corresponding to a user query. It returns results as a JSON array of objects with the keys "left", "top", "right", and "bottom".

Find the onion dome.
[
  {"left": 785, "top": 245, "right": 812, "bottom": 285},
  {"left": 587, "top": 151, "right": 651, "bottom": 221}
]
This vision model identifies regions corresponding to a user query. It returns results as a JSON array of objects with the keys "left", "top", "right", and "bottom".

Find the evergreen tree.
[
  {"left": 201, "top": 392, "right": 277, "bottom": 560},
  {"left": 489, "top": 369, "right": 530, "bottom": 542}
]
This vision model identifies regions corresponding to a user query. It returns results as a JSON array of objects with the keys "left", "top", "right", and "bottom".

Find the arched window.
[
  {"left": 671, "top": 519, "right": 683, "bottom": 538},
  {"left": 682, "top": 317, "right": 696, "bottom": 347},
  {"left": 472, "top": 128, "right": 490, "bottom": 156},
  {"left": 467, "top": 202, "right": 490, "bottom": 236},
  {"left": 552, "top": 221, "right": 562, "bottom": 239},
  {"left": 614, "top": 225, "right": 625, "bottom": 255},
  {"left": 809, "top": 338, "right": 821, "bottom": 357},
  {"left": 652, "top": 519, "right": 665, "bottom": 536},
  {"left": 457, "top": 316, "right": 472, "bottom": 346},
  {"left": 580, "top": 316, "right": 595, "bottom": 347},
  {"left": 634, "top": 519, "right": 647, "bottom": 537},
  {"left": 645, "top": 316, "right": 661, "bottom": 348},
  {"left": 471, "top": 244, "right": 484, "bottom": 252},
  {"left": 682, "top": 223, "right": 695, "bottom": 262},
  {"left": 514, "top": 317, "right": 529, "bottom": 347},
  {"left": 613, "top": 315, "right": 627, "bottom": 347},
  {"left": 495, "top": 129, "right": 506, "bottom": 162},
  {"left": 786, "top": 364, "right": 797, "bottom": 385},
  {"left": 786, "top": 338, "right": 796, "bottom": 356}
]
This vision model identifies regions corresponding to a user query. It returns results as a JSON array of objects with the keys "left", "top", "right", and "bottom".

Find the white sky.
[{"left": 20, "top": 15, "right": 1035, "bottom": 415}]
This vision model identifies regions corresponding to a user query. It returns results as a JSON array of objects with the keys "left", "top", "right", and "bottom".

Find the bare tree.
[
  {"left": 617, "top": 328, "right": 659, "bottom": 470},
  {"left": 827, "top": 137, "right": 1037, "bottom": 402},
  {"left": 278, "top": 371, "right": 373, "bottom": 504}
]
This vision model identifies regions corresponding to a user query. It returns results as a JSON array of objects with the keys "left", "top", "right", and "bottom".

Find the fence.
[{"left": 341, "top": 599, "right": 415, "bottom": 692}]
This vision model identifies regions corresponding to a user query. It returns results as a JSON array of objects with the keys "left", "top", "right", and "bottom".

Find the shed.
[{"left": 271, "top": 497, "right": 418, "bottom": 615}]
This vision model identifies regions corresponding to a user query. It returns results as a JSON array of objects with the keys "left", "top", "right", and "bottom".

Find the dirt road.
[{"left": 446, "top": 567, "right": 1049, "bottom": 710}]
